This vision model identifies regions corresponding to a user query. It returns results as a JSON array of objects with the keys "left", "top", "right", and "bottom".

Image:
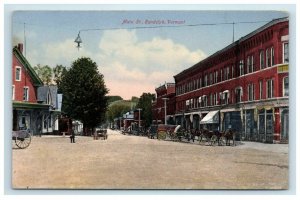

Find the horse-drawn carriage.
[
  {"left": 96, "top": 128, "right": 108, "bottom": 140},
  {"left": 198, "top": 129, "right": 236, "bottom": 146},
  {"left": 12, "top": 129, "right": 32, "bottom": 149}
]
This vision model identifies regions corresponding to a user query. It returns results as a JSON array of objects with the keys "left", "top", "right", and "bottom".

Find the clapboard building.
[{"left": 173, "top": 17, "right": 289, "bottom": 143}]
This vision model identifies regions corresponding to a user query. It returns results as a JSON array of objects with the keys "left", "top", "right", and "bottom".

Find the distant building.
[
  {"left": 152, "top": 83, "right": 176, "bottom": 125},
  {"left": 173, "top": 17, "right": 289, "bottom": 143}
]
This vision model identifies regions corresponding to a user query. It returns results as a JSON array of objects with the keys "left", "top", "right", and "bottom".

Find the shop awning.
[{"left": 200, "top": 110, "right": 219, "bottom": 124}]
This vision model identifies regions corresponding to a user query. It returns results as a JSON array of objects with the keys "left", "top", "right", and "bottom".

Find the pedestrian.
[{"left": 70, "top": 128, "right": 75, "bottom": 143}]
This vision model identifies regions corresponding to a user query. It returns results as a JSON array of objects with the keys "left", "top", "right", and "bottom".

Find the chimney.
[{"left": 17, "top": 43, "right": 23, "bottom": 54}]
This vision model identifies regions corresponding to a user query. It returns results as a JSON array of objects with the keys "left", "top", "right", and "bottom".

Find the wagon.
[
  {"left": 97, "top": 129, "right": 108, "bottom": 140},
  {"left": 12, "top": 129, "right": 32, "bottom": 149},
  {"left": 198, "top": 129, "right": 226, "bottom": 146}
]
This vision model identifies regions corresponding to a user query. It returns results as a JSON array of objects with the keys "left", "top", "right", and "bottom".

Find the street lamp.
[{"left": 162, "top": 98, "right": 169, "bottom": 125}]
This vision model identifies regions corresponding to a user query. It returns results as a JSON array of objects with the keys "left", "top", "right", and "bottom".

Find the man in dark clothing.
[{"left": 70, "top": 128, "right": 75, "bottom": 143}]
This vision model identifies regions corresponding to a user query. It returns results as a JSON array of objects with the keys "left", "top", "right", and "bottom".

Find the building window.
[
  {"left": 214, "top": 71, "right": 218, "bottom": 83},
  {"left": 23, "top": 87, "right": 29, "bottom": 101},
  {"left": 266, "top": 79, "right": 274, "bottom": 98},
  {"left": 203, "top": 96, "right": 207, "bottom": 107},
  {"left": 223, "top": 91, "right": 229, "bottom": 105},
  {"left": 283, "top": 77, "right": 289, "bottom": 96},
  {"left": 12, "top": 85, "right": 15, "bottom": 100},
  {"left": 15, "top": 66, "right": 21, "bottom": 81},
  {"left": 247, "top": 55, "right": 254, "bottom": 73},
  {"left": 199, "top": 78, "right": 202, "bottom": 88},
  {"left": 225, "top": 67, "right": 229, "bottom": 80},
  {"left": 209, "top": 73, "right": 213, "bottom": 85},
  {"left": 232, "top": 65, "right": 235, "bottom": 78},
  {"left": 248, "top": 83, "right": 254, "bottom": 101},
  {"left": 220, "top": 69, "right": 223, "bottom": 82},
  {"left": 204, "top": 75, "right": 208, "bottom": 87},
  {"left": 266, "top": 48, "right": 271, "bottom": 67},
  {"left": 271, "top": 47, "right": 275, "bottom": 66},
  {"left": 259, "top": 80, "right": 263, "bottom": 99},
  {"left": 235, "top": 87, "right": 243, "bottom": 103},
  {"left": 214, "top": 93, "right": 218, "bottom": 105},
  {"left": 210, "top": 93, "right": 213, "bottom": 106},
  {"left": 283, "top": 42, "right": 289, "bottom": 63},
  {"left": 260, "top": 50, "right": 265, "bottom": 69},
  {"left": 239, "top": 60, "right": 244, "bottom": 76}
]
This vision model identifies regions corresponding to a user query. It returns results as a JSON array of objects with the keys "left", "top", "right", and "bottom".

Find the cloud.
[
  {"left": 97, "top": 29, "right": 207, "bottom": 99},
  {"left": 26, "top": 29, "right": 207, "bottom": 100}
]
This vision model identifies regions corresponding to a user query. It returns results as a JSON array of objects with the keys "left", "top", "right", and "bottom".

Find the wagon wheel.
[
  {"left": 199, "top": 134, "right": 206, "bottom": 145},
  {"left": 15, "top": 133, "right": 31, "bottom": 149},
  {"left": 219, "top": 136, "right": 226, "bottom": 146},
  {"left": 210, "top": 135, "right": 218, "bottom": 146}
]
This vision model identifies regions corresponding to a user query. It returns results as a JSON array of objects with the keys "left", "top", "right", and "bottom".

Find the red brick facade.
[
  {"left": 173, "top": 17, "right": 289, "bottom": 143},
  {"left": 152, "top": 83, "right": 176, "bottom": 124}
]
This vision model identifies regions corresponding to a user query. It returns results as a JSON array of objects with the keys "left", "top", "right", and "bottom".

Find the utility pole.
[
  {"left": 137, "top": 108, "right": 142, "bottom": 131},
  {"left": 162, "top": 98, "right": 169, "bottom": 125}
]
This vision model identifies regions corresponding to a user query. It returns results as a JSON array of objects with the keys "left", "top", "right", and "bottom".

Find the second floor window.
[
  {"left": 266, "top": 79, "right": 274, "bottom": 99},
  {"left": 235, "top": 87, "right": 242, "bottom": 103},
  {"left": 259, "top": 80, "right": 263, "bottom": 99},
  {"left": 15, "top": 67, "right": 21, "bottom": 81},
  {"left": 23, "top": 87, "right": 29, "bottom": 101},
  {"left": 271, "top": 47, "right": 275, "bottom": 66},
  {"left": 248, "top": 83, "right": 254, "bottom": 101}
]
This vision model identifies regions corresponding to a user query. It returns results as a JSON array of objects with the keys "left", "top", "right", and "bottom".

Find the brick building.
[
  {"left": 152, "top": 83, "right": 176, "bottom": 125},
  {"left": 173, "top": 17, "right": 289, "bottom": 143}
]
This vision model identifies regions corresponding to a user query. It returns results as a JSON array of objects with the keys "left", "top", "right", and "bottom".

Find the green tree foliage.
[
  {"left": 106, "top": 101, "right": 132, "bottom": 122},
  {"left": 131, "top": 96, "right": 139, "bottom": 103},
  {"left": 60, "top": 57, "right": 109, "bottom": 133},
  {"left": 53, "top": 64, "right": 67, "bottom": 90},
  {"left": 33, "top": 64, "right": 52, "bottom": 85},
  {"left": 107, "top": 96, "right": 123, "bottom": 104},
  {"left": 136, "top": 93, "right": 155, "bottom": 128}
]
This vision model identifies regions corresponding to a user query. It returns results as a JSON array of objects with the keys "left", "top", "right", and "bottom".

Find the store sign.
[{"left": 277, "top": 65, "right": 288, "bottom": 73}]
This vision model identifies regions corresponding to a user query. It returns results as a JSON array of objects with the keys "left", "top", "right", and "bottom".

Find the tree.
[
  {"left": 106, "top": 102, "right": 131, "bottom": 123},
  {"left": 60, "top": 57, "right": 109, "bottom": 135},
  {"left": 136, "top": 93, "right": 155, "bottom": 128},
  {"left": 53, "top": 64, "right": 67, "bottom": 91},
  {"left": 33, "top": 64, "right": 52, "bottom": 85},
  {"left": 107, "top": 96, "right": 123, "bottom": 104}
]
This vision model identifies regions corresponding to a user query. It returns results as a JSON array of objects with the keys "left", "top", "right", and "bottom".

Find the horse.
[{"left": 224, "top": 129, "right": 236, "bottom": 146}]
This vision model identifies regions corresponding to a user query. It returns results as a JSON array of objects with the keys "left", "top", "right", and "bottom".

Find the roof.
[
  {"left": 174, "top": 17, "right": 288, "bottom": 80},
  {"left": 37, "top": 85, "right": 58, "bottom": 108},
  {"left": 13, "top": 46, "right": 43, "bottom": 86}
]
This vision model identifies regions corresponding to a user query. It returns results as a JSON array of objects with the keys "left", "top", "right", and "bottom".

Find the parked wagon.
[
  {"left": 199, "top": 129, "right": 226, "bottom": 146},
  {"left": 12, "top": 129, "right": 32, "bottom": 149}
]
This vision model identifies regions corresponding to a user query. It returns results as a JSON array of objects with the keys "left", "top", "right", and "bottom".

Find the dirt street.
[{"left": 12, "top": 129, "right": 288, "bottom": 189}]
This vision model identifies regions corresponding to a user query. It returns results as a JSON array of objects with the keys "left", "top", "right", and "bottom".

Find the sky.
[{"left": 12, "top": 10, "right": 288, "bottom": 100}]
